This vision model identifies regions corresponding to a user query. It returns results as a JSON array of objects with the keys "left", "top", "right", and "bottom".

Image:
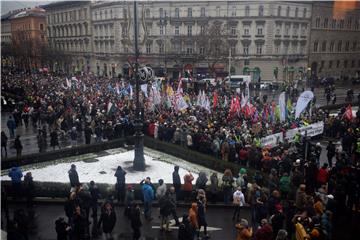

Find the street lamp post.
[{"left": 133, "top": 1, "right": 145, "bottom": 171}]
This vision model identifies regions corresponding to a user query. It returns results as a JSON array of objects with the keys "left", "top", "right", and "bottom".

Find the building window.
[
  {"left": 199, "top": 47, "right": 205, "bottom": 55},
  {"left": 187, "top": 8, "right": 192, "bottom": 17},
  {"left": 40, "top": 24, "right": 44, "bottom": 30},
  {"left": 245, "top": 6, "right": 250, "bottom": 17},
  {"left": 301, "top": 25, "right": 306, "bottom": 35},
  {"left": 244, "top": 28, "right": 249, "bottom": 35},
  {"left": 146, "top": 9, "right": 151, "bottom": 18},
  {"left": 345, "top": 41, "right": 350, "bottom": 51},
  {"left": 353, "top": 41, "right": 357, "bottom": 51},
  {"left": 336, "top": 60, "right": 340, "bottom": 68},
  {"left": 322, "top": 41, "right": 327, "bottom": 52},
  {"left": 231, "top": 45, "right": 236, "bottom": 55},
  {"left": 285, "top": 26, "right": 289, "bottom": 35},
  {"left": 275, "top": 44, "right": 280, "bottom": 54},
  {"left": 315, "top": 17, "right": 320, "bottom": 28},
  {"left": 303, "top": 8, "right": 307, "bottom": 18},
  {"left": 320, "top": 61, "right": 325, "bottom": 69},
  {"left": 200, "top": 7, "right": 205, "bottom": 17},
  {"left": 244, "top": 59, "right": 250, "bottom": 65},
  {"left": 123, "top": 9, "right": 127, "bottom": 19},
  {"left": 295, "top": 8, "right": 298, "bottom": 18},
  {"left": 122, "top": 26, "right": 128, "bottom": 36},
  {"left": 175, "top": 8, "right": 179, "bottom": 18},
  {"left": 231, "top": 26, "right": 236, "bottom": 36},
  {"left": 286, "top": 6, "right": 290, "bottom": 17},
  {"left": 351, "top": 60, "right": 355, "bottom": 68},
  {"left": 216, "top": 6, "right": 220, "bottom": 17},
  {"left": 243, "top": 46, "right": 249, "bottom": 55},
  {"left": 329, "top": 61, "right": 333, "bottom": 68},
  {"left": 187, "top": 25, "right": 192, "bottom": 36},
  {"left": 259, "top": 5, "right": 264, "bottom": 16},
  {"left": 337, "top": 41, "right": 342, "bottom": 52},
  {"left": 355, "top": 20, "right": 359, "bottom": 30},
  {"left": 313, "top": 41, "right": 318, "bottom": 52},
  {"left": 200, "top": 25, "right": 205, "bottom": 34},
  {"left": 159, "top": 8, "right": 164, "bottom": 18},
  {"left": 330, "top": 41, "right": 335, "bottom": 52},
  {"left": 324, "top": 18, "right": 328, "bottom": 28},
  {"left": 256, "top": 44, "right": 262, "bottom": 54},
  {"left": 347, "top": 18, "right": 352, "bottom": 29},
  {"left": 160, "top": 25, "right": 164, "bottom": 35},
  {"left": 330, "top": 19, "right": 336, "bottom": 29},
  {"left": 276, "top": 28, "right": 280, "bottom": 35},
  {"left": 146, "top": 43, "right": 151, "bottom": 54},
  {"left": 175, "top": 26, "right": 179, "bottom": 35},
  {"left": 339, "top": 19, "right": 344, "bottom": 29},
  {"left": 344, "top": 60, "right": 348, "bottom": 68},
  {"left": 159, "top": 43, "right": 164, "bottom": 53},
  {"left": 257, "top": 28, "right": 263, "bottom": 35},
  {"left": 277, "top": 6, "right": 281, "bottom": 17},
  {"left": 186, "top": 45, "right": 193, "bottom": 54},
  {"left": 293, "top": 26, "right": 298, "bottom": 35},
  {"left": 231, "top": 8, "right": 236, "bottom": 17}
]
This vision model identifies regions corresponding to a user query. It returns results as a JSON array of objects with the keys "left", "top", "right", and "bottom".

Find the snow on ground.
[{"left": 2, "top": 148, "right": 223, "bottom": 184}]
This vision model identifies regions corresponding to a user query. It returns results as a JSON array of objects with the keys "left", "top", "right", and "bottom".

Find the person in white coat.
[{"left": 233, "top": 187, "right": 246, "bottom": 221}]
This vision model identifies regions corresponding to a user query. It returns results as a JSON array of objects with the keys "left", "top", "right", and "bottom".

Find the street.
[{"left": 2, "top": 202, "right": 245, "bottom": 240}]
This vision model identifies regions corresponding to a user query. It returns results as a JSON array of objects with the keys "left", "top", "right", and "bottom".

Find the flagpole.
[{"left": 133, "top": 0, "right": 145, "bottom": 171}]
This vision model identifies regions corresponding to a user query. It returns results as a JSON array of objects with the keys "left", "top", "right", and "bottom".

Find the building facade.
[
  {"left": 43, "top": 1, "right": 92, "bottom": 72},
  {"left": 309, "top": 2, "right": 360, "bottom": 81},
  {"left": 44, "top": 1, "right": 313, "bottom": 83},
  {"left": 10, "top": 8, "right": 47, "bottom": 69}
]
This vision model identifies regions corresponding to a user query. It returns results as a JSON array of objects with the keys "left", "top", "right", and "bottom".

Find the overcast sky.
[{"left": 1, "top": 1, "right": 53, "bottom": 15}]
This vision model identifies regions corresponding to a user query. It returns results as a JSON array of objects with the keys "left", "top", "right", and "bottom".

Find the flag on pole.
[
  {"left": 279, "top": 92, "right": 286, "bottom": 122},
  {"left": 107, "top": 102, "right": 115, "bottom": 114},
  {"left": 204, "top": 97, "right": 211, "bottom": 113},
  {"left": 343, "top": 105, "right": 353, "bottom": 120},
  {"left": 177, "top": 74, "right": 183, "bottom": 94},
  {"left": 213, "top": 91, "right": 218, "bottom": 109},
  {"left": 141, "top": 84, "right": 148, "bottom": 98},
  {"left": 66, "top": 78, "right": 71, "bottom": 88},
  {"left": 115, "top": 82, "right": 120, "bottom": 95}
]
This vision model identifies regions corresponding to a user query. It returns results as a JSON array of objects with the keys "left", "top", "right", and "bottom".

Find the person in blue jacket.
[
  {"left": 8, "top": 166, "right": 23, "bottom": 198},
  {"left": 7, "top": 116, "right": 16, "bottom": 138},
  {"left": 141, "top": 177, "right": 154, "bottom": 221}
]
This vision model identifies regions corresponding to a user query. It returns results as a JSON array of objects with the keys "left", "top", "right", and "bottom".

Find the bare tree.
[{"left": 196, "top": 20, "right": 230, "bottom": 77}]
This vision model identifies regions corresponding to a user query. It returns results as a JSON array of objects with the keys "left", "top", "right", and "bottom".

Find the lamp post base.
[{"left": 133, "top": 123, "right": 145, "bottom": 171}]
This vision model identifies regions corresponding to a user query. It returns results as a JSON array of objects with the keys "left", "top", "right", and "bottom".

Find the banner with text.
[
  {"left": 261, "top": 132, "right": 284, "bottom": 148},
  {"left": 285, "top": 121, "right": 324, "bottom": 142}
]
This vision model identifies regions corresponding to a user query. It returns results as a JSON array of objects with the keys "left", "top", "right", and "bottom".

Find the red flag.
[
  {"left": 213, "top": 91, "right": 218, "bottom": 109},
  {"left": 343, "top": 105, "right": 353, "bottom": 120}
]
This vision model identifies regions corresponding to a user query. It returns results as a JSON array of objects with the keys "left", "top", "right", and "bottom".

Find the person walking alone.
[
  {"left": 114, "top": 166, "right": 127, "bottom": 204},
  {"left": 68, "top": 164, "right": 80, "bottom": 189},
  {"left": 14, "top": 135, "right": 23, "bottom": 159},
  {"left": 1, "top": 131, "right": 8, "bottom": 158},
  {"left": 142, "top": 178, "right": 154, "bottom": 221},
  {"left": 97, "top": 202, "right": 116, "bottom": 240},
  {"left": 233, "top": 187, "right": 246, "bottom": 222}
]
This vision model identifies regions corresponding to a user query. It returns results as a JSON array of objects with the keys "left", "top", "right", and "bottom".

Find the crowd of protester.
[{"left": 2, "top": 70, "right": 360, "bottom": 240}]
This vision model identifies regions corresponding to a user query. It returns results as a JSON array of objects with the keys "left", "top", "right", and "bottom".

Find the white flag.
[
  {"left": 295, "top": 91, "right": 314, "bottom": 119},
  {"left": 279, "top": 92, "right": 286, "bottom": 122},
  {"left": 141, "top": 84, "right": 148, "bottom": 98}
]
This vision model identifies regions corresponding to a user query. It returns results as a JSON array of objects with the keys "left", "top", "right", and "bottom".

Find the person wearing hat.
[
  {"left": 235, "top": 218, "right": 252, "bottom": 240},
  {"left": 68, "top": 164, "right": 80, "bottom": 188}
]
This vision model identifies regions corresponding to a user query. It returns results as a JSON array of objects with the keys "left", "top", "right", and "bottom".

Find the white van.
[{"left": 224, "top": 75, "right": 251, "bottom": 88}]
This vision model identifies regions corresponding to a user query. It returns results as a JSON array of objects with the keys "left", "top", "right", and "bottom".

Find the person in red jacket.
[
  {"left": 317, "top": 163, "right": 329, "bottom": 187},
  {"left": 239, "top": 147, "right": 248, "bottom": 166}
]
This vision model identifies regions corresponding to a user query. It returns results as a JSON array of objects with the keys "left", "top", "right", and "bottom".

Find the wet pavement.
[{"left": 1, "top": 202, "right": 246, "bottom": 240}]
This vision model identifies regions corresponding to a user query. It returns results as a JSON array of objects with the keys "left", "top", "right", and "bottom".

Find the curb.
[{"left": 6, "top": 197, "right": 250, "bottom": 209}]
